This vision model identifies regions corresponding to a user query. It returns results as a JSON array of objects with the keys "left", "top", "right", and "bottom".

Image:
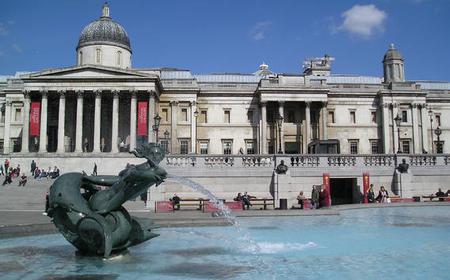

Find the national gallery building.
[{"left": 1, "top": 4, "right": 449, "bottom": 157}]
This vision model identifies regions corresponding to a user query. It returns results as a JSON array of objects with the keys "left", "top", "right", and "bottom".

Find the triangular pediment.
[{"left": 28, "top": 65, "right": 152, "bottom": 79}]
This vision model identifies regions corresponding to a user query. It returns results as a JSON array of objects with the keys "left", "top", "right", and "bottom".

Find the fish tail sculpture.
[{"left": 47, "top": 143, "right": 166, "bottom": 258}]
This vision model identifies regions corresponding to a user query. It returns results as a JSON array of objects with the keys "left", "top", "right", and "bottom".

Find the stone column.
[
  {"left": 57, "top": 90, "right": 66, "bottom": 153},
  {"left": 278, "top": 101, "right": 284, "bottom": 153},
  {"left": 321, "top": 102, "right": 328, "bottom": 140},
  {"left": 170, "top": 101, "right": 178, "bottom": 153},
  {"left": 111, "top": 90, "right": 119, "bottom": 153},
  {"left": 411, "top": 103, "right": 420, "bottom": 153},
  {"left": 382, "top": 103, "right": 391, "bottom": 153},
  {"left": 93, "top": 90, "right": 102, "bottom": 153},
  {"left": 392, "top": 103, "right": 399, "bottom": 153},
  {"left": 129, "top": 91, "right": 137, "bottom": 151},
  {"left": 190, "top": 101, "right": 197, "bottom": 153},
  {"left": 3, "top": 100, "right": 12, "bottom": 154},
  {"left": 75, "top": 91, "right": 84, "bottom": 153},
  {"left": 260, "top": 102, "right": 267, "bottom": 154},
  {"left": 148, "top": 91, "right": 156, "bottom": 143},
  {"left": 21, "top": 91, "right": 31, "bottom": 153},
  {"left": 420, "top": 104, "right": 429, "bottom": 153},
  {"left": 303, "top": 102, "right": 311, "bottom": 154},
  {"left": 39, "top": 91, "right": 48, "bottom": 153}
]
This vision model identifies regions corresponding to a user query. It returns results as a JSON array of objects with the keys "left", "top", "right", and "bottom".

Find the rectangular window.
[
  {"left": 247, "top": 110, "right": 254, "bottom": 123},
  {"left": 245, "top": 140, "right": 255, "bottom": 154},
  {"left": 200, "top": 110, "right": 207, "bottom": 123},
  {"left": 402, "top": 110, "right": 407, "bottom": 122},
  {"left": 180, "top": 139, "right": 189, "bottom": 154},
  {"left": 222, "top": 140, "right": 232, "bottom": 154},
  {"left": 268, "top": 141, "right": 275, "bottom": 154},
  {"left": 199, "top": 141, "right": 209, "bottom": 154},
  {"left": 349, "top": 139, "right": 359, "bottom": 154},
  {"left": 350, "top": 110, "right": 356, "bottom": 124},
  {"left": 435, "top": 114, "right": 441, "bottom": 126},
  {"left": 161, "top": 140, "right": 169, "bottom": 153},
  {"left": 96, "top": 49, "right": 101, "bottom": 63},
  {"left": 288, "top": 110, "right": 295, "bottom": 123},
  {"left": 402, "top": 140, "right": 410, "bottom": 154},
  {"left": 181, "top": 108, "right": 188, "bottom": 122},
  {"left": 14, "top": 108, "right": 22, "bottom": 122},
  {"left": 328, "top": 111, "right": 335, "bottom": 124},
  {"left": 371, "top": 111, "right": 377, "bottom": 124},
  {"left": 224, "top": 110, "right": 230, "bottom": 123},
  {"left": 370, "top": 139, "right": 379, "bottom": 154},
  {"left": 161, "top": 108, "right": 169, "bottom": 122}
]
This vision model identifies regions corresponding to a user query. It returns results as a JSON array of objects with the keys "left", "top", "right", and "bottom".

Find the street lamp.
[
  {"left": 276, "top": 114, "right": 284, "bottom": 154},
  {"left": 428, "top": 109, "right": 434, "bottom": 153},
  {"left": 153, "top": 114, "right": 162, "bottom": 143},
  {"left": 164, "top": 130, "right": 170, "bottom": 153},
  {"left": 435, "top": 126, "right": 442, "bottom": 153},
  {"left": 394, "top": 114, "right": 402, "bottom": 153},
  {"left": 194, "top": 110, "right": 199, "bottom": 154}
]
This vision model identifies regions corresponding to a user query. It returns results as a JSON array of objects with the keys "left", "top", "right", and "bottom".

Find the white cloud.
[
  {"left": 0, "top": 23, "right": 8, "bottom": 36},
  {"left": 12, "top": 44, "right": 22, "bottom": 53},
  {"left": 338, "top": 4, "right": 387, "bottom": 38},
  {"left": 250, "top": 21, "right": 272, "bottom": 41}
]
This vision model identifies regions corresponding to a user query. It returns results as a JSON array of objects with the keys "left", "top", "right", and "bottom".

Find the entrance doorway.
[{"left": 330, "top": 178, "right": 358, "bottom": 205}]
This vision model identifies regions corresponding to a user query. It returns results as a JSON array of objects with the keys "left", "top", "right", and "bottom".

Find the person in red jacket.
[{"left": 319, "top": 184, "right": 331, "bottom": 208}]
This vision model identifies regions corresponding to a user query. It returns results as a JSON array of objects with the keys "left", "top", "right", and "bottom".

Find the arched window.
[
  {"left": 96, "top": 49, "right": 101, "bottom": 63},
  {"left": 117, "top": 51, "right": 122, "bottom": 66}
]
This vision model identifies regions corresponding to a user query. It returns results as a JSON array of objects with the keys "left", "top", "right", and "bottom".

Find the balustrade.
[
  {"left": 327, "top": 156, "right": 356, "bottom": 167},
  {"left": 408, "top": 155, "right": 437, "bottom": 166},
  {"left": 364, "top": 155, "right": 394, "bottom": 167}
]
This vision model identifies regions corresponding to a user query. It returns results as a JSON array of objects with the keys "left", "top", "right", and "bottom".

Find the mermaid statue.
[{"left": 47, "top": 143, "right": 167, "bottom": 257}]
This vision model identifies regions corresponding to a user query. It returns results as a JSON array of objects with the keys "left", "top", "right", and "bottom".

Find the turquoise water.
[{"left": 1, "top": 206, "right": 450, "bottom": 280}]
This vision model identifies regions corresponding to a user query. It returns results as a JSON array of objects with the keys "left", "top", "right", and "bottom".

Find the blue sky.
[{"left": 1, "top": 0, "right": 449, "bottom": 81}]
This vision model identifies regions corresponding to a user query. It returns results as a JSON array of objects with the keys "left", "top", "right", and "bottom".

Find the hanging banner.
[
  {"left": 137, "top": 101, "right": 148, "bottom": 136},
  {"left": 30, "top": 102, "right": 41, "bottom": 136},
  {"left": 322, "top": 173, "right": 331, "bottom": 206},
  {"left": 363, "top": 172, "right": 370, "bottom": 204}
]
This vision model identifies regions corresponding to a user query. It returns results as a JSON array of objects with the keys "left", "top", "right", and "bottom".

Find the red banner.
[
  {"left": 323, "top": 173, "right": 331, "bottom": 206},
  {"left": 30, "top": 102, "right": 41, "bottom": 136},
  {"left": 137, "top": 101, "right": 148, "bottom": 136},
  {"left": 363, "top": 172, "right": 370, "bottom": 204}
]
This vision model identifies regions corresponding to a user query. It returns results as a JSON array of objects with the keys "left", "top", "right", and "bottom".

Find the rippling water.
[{"left": 1, "top": 206, "right": 449, "bottom": 280}]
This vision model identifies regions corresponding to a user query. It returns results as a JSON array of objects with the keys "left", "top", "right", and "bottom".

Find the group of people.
[
  {"left": 366, "top": 184, "right": 391, "bottom": 203},
  {"left": 434, "top": 188, "right": 450, "bottom": 201},
  {"left": 1, "top": 159, "right": 27, "bottom": 186},
  {"left": 33, "top": 165, "right": 60, "bottom": 180},
  {"left": 234, "top": 192, "right": 256, "bottom": 210},
  {"left": 297, "top": 185, "right": 331, "bottom": 209}
]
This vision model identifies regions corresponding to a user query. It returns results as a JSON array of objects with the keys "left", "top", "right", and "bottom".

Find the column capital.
[
  {"left": 75, "top": 90, "right": 84, "bottom": 98},
  {"left": 130, "top": 90, "right": 138, "bottom": 98},
  {"left": 322, "top": 101, "right": 328, "bottom": 107},
  {"left": 305, "top": 101, "right": 311, "bottom": 108},
  {"left": 23, "top": 89, "right": 31, "bottom": 98},
  {"left": 93, "top": 89, "right": 102, "bottom": 98},
  {"left": 190, "top": 100, "right": 196, "bottom": 107},
  {"left": 260, "top": 101, "right": 267, "bottom": 107},
  {"left": 40, "top": 90, "right": 48, "bottom": 97},
  {"left": 57, "top": 90, "right": 66, "bottom": 98},
  {"left": 5, "top": 100, "right": 12, "bottom": 106},
  {"left": 278, "top": 101, "right": 285, "bottom": 106},
  {"left": 411, "top": 103, "right": 418, "bottom": 109},
  {"left": 392, "top": 102, "right": 399, "bottom": 108},
  {"left": 169, "top": 100, "right": 179, "bottom": 107},
  {"left": 112, "top": 89, "right": 120, "bottom": 97},
  {"left": 148, "top": 90, "right": 156, "bottom": 98}
]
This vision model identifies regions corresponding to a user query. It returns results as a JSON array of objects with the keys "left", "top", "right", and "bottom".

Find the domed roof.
[
  {"left": 383, "top": 43, "right": 403, "bottom": 62},
  {"left": 77, "top": 3, "right": 131, "bottom": 52}
]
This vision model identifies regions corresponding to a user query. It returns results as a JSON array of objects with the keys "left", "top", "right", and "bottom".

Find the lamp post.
[
  {"left": 394, "top": 114, "right": 402, "bottom": 153},
  {"left": 164, "top": 130, "right": 170, "bottom": 153},
  {"left": 152, "top": 114, "right": 161, "bottom": 143},
  {"left": 276, "top": 114, "right": 284, "bottom": 154},
  {"left": 428, "top": 109, "right": 434, "bottom": 153},
  {"left": 194, "top": 110, "right": 199, "bottom": 154},
  {"left": 435, "top": 126, "right": 442, "bottom": 153}
]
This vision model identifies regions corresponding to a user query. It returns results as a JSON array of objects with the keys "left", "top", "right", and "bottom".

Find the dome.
[
  {"left": 383, "top": 43, "right": 403, "bottom": 62},
  {"left": 77, "top": 3, "right": 131, "bottom": 52}
]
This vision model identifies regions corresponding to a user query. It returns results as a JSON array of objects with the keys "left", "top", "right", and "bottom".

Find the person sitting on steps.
[{"left": 170, "top": 194, "right": 181, "bottom": 210}]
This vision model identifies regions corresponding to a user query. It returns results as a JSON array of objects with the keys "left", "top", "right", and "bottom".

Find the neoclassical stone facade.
[{"left": 0, "top": 4, "right": 449, "bottom": 156}]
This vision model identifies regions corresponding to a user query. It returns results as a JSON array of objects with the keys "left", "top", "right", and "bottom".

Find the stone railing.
[{"left": 162, "top": 154, "right": 449, "bottom": 169}]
